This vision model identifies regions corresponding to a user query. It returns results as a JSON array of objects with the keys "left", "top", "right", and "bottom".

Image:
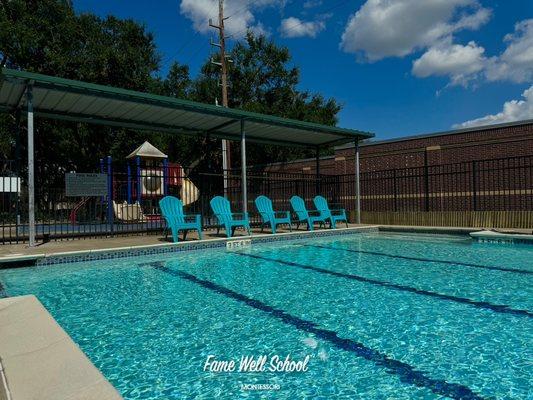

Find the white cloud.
[
  {"left": 280, "top": 17, "right": 325, "bottom": 38},
  {"left": 486, "top": 19, "right": 533, "bottom": 83},
  {"left": 180, "top": 0, "right": 282, "bottom": 38},
  {"left": 303, "top": 0, "right": 322, "bottom": 9},
  {"left": 412, "top": 40, "right": 486, "bottom": 86},
  {"left": 454, "top": 85, "right": 533, "bottom": 128},
  {"left": 340, "top": 0, "right": 490, "bottom": 61},
  {"left": 412, "top": 18, "right": 533, "bottom": 87}
]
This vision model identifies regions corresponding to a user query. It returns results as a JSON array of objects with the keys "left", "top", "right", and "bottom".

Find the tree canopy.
[{"left": 0, "top": 0, "right": 342, "bottom": 183}]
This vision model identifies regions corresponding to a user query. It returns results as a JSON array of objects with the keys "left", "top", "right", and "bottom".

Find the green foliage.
[
  {"left": 193, "top": 33, "right": 341, "bottom": 166},
  {"left": 0, "top": 1, "right": 342, "bottom": 183}
]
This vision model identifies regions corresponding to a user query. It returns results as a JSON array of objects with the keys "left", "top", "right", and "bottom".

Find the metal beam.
[
  {"left": 27, "top": 84, "right": 36, "bottom": 246},
  {"left": 25, "top": 109, "right": 314, "bottom": 148},
  {"left": 241, "top": 119, "right": 248, "bottom": 214},
  {"left": 354, "top": 140, "right": 361, "bottom": 224},
  {"left": 207, "top": 119, "right": 239, "bottom": 133},
  {"left": 322, "top": 136, "right": 364, "bottom": 147}
]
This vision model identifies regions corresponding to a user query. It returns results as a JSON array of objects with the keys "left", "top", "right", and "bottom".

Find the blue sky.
[{"left": 74, "top": 0, "right": 532, "bottom": 140}]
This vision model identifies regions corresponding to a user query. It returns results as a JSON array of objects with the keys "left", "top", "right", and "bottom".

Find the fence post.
[
  {"left": 354, "top": 140, "right": 361, "bottom": 224},
  {"left": 26, "top": 85, "right": 36, "bottom": 247},
  {"left": 393, "top": 169, "right": 398, "bottom": 212},
  {"left": 107, "top": 156, "right": 114, "bottom": 234},
  {"left": 162, "top": 158, "right": 168, "bottom": 196},
  {"left": 136, "top": 156, "right": 142, "bottom": 205},
  {"left": 424, "top": 150, "right": 430, "bottom": 212},
  {"left": 240, "top": 119, "right": 248, "bottom": 214},
  {"left": 14, "top": 110, "right": 21, "bottom": 242},
  {"left": 472, "top": 160, "right": 477, "bottom": 211},
  {"left": 315, "top": 146, "right": 320, "bottom": 195}
]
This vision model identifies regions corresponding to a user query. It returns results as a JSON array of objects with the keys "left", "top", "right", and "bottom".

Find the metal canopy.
[
  {"left": 0, "top": 68, "right": 373, "bottom": 147},
  {"left": 1, "top": 67, "right": 367, "bottom": 247}
]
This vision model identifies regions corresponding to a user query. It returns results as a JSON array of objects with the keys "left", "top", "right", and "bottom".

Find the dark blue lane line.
[
  {"left": 234, "top": 252, "right": 532, "bottom": 318},
  {"left": 143, "top": 261, "right": 484, "bottom": 400},
  {"left": 300, "top": 244, "right": 533, "bottom": 275}
]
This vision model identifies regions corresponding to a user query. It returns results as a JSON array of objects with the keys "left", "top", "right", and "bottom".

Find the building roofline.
[{"left": 335, "top": 119, "right": 533, "bottom": 150}]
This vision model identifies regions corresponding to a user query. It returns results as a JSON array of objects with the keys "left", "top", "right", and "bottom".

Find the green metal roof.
[{"left": 0, "top": 68, "right": 373, "bottom": 147}]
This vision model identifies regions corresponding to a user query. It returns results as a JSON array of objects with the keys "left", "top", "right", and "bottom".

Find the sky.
[{"left": 74, "top": 0, "right": 533, "bottom": 140}]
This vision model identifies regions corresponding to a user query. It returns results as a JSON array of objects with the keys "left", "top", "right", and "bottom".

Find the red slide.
[{"left": 69, "top": 197, "right": 89, "bottom": 224}]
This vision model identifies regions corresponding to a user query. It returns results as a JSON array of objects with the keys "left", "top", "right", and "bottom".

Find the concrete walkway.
[{"left": 0, "top": 295, "right": 122, "bottom": 400}]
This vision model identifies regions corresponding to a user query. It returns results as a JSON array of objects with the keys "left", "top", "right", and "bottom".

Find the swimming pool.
[{"left": 0, "top": 232, "right": 531, "bottom": 399}]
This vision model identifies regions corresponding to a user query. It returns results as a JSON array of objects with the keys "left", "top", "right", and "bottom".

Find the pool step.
[{"left": 470, "top": 230, "right": 533, "bottom": 244}]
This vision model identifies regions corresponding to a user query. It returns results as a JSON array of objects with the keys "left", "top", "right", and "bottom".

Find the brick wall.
[{"left": 264, "top": 120, "right": 533, "bottom": 174}]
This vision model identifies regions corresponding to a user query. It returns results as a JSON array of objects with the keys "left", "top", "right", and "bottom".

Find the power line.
[
  {"left": 228, "top": 0, "right": 352, "bottom": 40},
  {"left": 166, "top": 0, "right": 353, "bottom": 69},
  {"left": 161, "top": 0, "right": 220, "bottom": 68},
  {"left": 225, "top": 0, "right": 259, "bottom": 19}
]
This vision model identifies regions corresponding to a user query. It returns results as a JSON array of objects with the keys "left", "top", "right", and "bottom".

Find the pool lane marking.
[
  {"left": 299, "top": 244, "right": 533, "bottom": 275},
  {"left": 144, "top": 261, "right": 485, "bottom": 400},
  {"left": 233, "top": 253, "right": 532, "bottom": 318}
]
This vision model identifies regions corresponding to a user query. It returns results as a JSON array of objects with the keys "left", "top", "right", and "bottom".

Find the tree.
[
  {"left": 0, "top": 2, "right": 342, "bottom": 184},
  {"left": 0, "top": 0, "right": 162, "bottom": 191},
  {"left": 193, "top": 33, "right": 342, "bottom": 167}
]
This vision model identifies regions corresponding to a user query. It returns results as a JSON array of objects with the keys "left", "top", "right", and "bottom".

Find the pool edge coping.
[
  {"left": 0, "top": 295, "right": 123, "bottom": 400},
  {"left": 0, "top": 226, "right": 381, "bottom": 268}
]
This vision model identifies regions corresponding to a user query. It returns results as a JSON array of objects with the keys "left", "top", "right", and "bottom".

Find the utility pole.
[{"left": 210, "top": 0, "right": 232, "bottom": 197}]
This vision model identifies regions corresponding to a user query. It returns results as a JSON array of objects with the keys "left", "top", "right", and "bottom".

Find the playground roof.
[
  {"left": 127, "top": 141, "right": 167, "bottom": 159},
  {"left": 0, "top": 68, "right": 373, "bottom": 148}
]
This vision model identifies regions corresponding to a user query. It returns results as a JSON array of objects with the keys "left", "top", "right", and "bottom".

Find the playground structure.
[{"left": 69, "top": 141, "right": 199, "bottom": 225}]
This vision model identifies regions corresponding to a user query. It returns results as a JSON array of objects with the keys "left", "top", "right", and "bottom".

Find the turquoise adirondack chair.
[
  {"left": 210, "top": 196, "right": 251, "bottom": 238},
  {"left": 254, "top": 195, "right": 292, "bottom": 234},
  {"left": 313, "top": 195, "right": 348, "bottom": 229},
  {"left": 289, "top": 195, "right": 328, "bottom": 231},
  {"left": 159, "top": 196, "right": 203, "bottom": 242}
]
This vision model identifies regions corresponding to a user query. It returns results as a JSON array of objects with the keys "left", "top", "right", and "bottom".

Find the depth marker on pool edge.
[{"left": 142, "top": 261, "right": 485, "bottom": 400}]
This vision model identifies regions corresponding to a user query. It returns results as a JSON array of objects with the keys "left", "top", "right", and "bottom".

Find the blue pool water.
[{"left": 0, "top": 232, "right": 532, "bottom": 399}]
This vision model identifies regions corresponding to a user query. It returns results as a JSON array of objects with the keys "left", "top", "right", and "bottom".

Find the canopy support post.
[
  {"left": 240, "top": 119, "right": 247, "bottom": 214},
  {"left": 354, "top": 140, "right": 361, "bottom": 224},
  {"left": 222, "top": 140, "right": 229, "bottom": 199},
  {"left": 27, "top": 84, "right": 36, "bottom": 247},
  {"left": 315, "top": 146, "right": 320, "bottom": 195}
]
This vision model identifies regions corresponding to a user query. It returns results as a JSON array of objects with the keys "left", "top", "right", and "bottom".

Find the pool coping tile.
[{"left": 0, "top": 226, "right": 380, "bottom": 268}]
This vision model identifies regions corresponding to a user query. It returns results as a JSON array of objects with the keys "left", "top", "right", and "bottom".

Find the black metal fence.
[
  {"left": 0, "top": 163, "right": 325, "bottom": 244},
  {"left": 1, "top": 154, "right": 532, "bottom": 244},
  {"left": 359, "top": 155, "right": 533, "bottom": 212}
]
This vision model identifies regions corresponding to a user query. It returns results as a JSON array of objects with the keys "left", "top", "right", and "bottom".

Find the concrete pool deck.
[
  {"left": 0, "top": 295, "right": 122, "bottom": 400},
  {"left": 0, "top": 224, "right": 372, "bottom": 262}
]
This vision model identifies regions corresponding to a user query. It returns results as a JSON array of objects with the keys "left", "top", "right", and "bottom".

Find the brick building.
[
  {"left": 264, "top": 119, "right": 533, "bottom": 175},
  {"left": 261, "top": 120, "right": 533, "bottom": 228}
]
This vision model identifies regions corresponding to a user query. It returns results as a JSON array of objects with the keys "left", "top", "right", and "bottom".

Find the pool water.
[{"left": 1, "top": 232, "right": 532, "bottom": 399}]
